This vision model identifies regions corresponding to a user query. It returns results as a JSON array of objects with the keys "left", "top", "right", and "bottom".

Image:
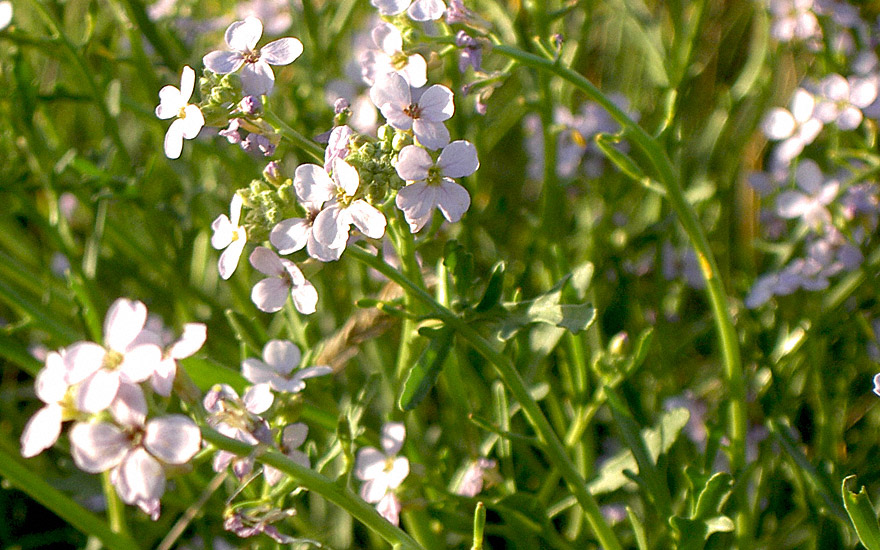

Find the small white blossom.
[
  {"left": 370, "top": 73, "right": 454, "bottom": 150},
  {"left": 134, "top": 319, "right": 207, "bottom": 396},
  {"left": 814, "top": 73, "right": 878, "bottom": 130},
  {"left": 241, "top": 339, "right": 331, "bottom": 393},
  {"left": 249, "top": 247, "right": 319, "bottom": 314},
  {"left": 775, "top": 159, "right": 838, "bottom": 230},
  {"left": 355, "top": 422, "right": 409, "bottom": 525},
  {"left": 204, "top": 384, "right": 274, "bottom": 479},
  {"left": 370, "top": 0, "right": 446, "bottom": 21},
  {"left": 360, "top": 22, "right": 427, "bottom": 88},
  {"left": 761, "top": 88, "right": 823, "bottom": 166},
  {"left": 155, "top": 66, "right": 205, "bottom": 159},
  {"left": 211, "top": 193, "right": 248, "bottom": 280},
  {"left": 270, "top": 203, "right": 345, "bottom": 262},
  {"left": 0, "top": 1, "right": 12, "bottom": 31},
  {"left": 20, "top": 351, "right": 76, "bottom": 458},
  {"left": 264, "top": 423, "right": 310, "bottom": 485},
  {"left": 395, "top": 141, "right": 479, "bottom": 232},
  {"left": 203, "top": 16, "right": 303, "bottom": 96},
  {"left": 454, "top": 458, "right": 498, "bottom": 497},
  {"left": 769, "top": 0, "right": 821, "bottom": 43}
]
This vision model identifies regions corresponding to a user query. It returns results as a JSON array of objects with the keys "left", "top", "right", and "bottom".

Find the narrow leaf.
[
  {"left": 843, "top": 475, "right": 880, "bottom": 550},
  {"left": 398, "top": 327, "right": 455, "bottom": 411}
]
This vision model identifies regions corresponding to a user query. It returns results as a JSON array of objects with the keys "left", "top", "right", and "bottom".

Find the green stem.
[
  {"left": 261, "top": 108, "right": 325, "bottom": 163},
  {"left": 200, "top": 426, "right": 424, "bottom": 550},
  {"left": 101, "top": 470, "right": 130, "bottom": 538},
  {"left": 491, "top": 42, "right": 747, "bottom": 477},
  {"left": 387, "top": 213, "right": 426, "bottom": 382},
  {"left": 347, "top": 246, "right": 624, "bottom": 550}
]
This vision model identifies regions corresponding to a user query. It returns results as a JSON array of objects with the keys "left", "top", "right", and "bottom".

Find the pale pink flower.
[
  {"left": 355, "top": 422, "right": 410, "bottom": 525},
  {"left": 241, "top": 339, "right": 331, "bottom": 393},
  {"left": 264, "top": 423, "right": 310, "bottom": 485},
  {"left": 211, "top": 193, "right": 248, "bottom": 280},
  {"left": 249, "top": 247, "right": 319, "bottom": 314},
  {"left": 370, "top": 73, "right": 454, "bottom": 150},
  {"left": 360, "top": 22, "right": 427, "bottom": 88},
  {"left": 20, "top": 351, "right": 76, "bottom": 458}
]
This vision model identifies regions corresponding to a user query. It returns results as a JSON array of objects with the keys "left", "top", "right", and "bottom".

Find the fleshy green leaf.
[
  {"left": 398, "top": 326, "right": 455, "bottom": 411},
  {"left": 843, "top": 475, "right": 880, "bottom": 550},
  {"left": 494, "top": 272, "right": 596, "bottom": 340},
  {"left": 474, "top": 262, "right": 505, "bottom": 312}
]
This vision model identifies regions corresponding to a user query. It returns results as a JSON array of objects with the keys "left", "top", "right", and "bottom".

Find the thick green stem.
[
  {"left": 200, "top": 426, "right": 424, "bottom": 550},
  {"left": 491, "top": 43, "right": 747, "bottom": 477},
  {"left": 347, "top": 246, "right": 624, "bottom": 550}
]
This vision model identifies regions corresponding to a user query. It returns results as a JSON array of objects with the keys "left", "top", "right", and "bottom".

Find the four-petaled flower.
[
  {"left": 355, "top": 422, "right": 410, "bottom": 525},
  {"left": 360, "top": 22, "right": 427, "bottom": 88},
  {"left": 370, "top": 73, "right": 454, "bottom": 150},
  {"left": 241, "top": 339, "right": 332, "bottom": 393},
  {"left": 395, "top": 141, "right": 479, "bottom": 232},
  {"left": 211, "top": 193, "right": 248, "bottom": 280},
  {"left": 249, "top": 247, "right": 319, "bottom": 314},
  {"left": 20, "top": 351, "right": 77, "bottom": 458},
  {"left": 203, "top": 16, "right": 303, "bottom": 97},
  {"left": 155, "top": 66, "right": 205, "bottom": 159},
  {"left": 370, "top": 0, "right": 446, "bottom": 21}
]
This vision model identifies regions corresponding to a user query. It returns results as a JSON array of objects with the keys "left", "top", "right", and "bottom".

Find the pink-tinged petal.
[
  {"left": 400, "top": 54, "right": 427, "bottom": 89},
  {"left": 164, "top": 119, "right": 185, "bottom": 159},
  {"left": 211, "top": 215, "right": 233, "bottom": 249},
  {"left": 761, "top": 108, "right": 795, "bottom": 140},
  {"left": 381, "top": 422, "right": 406, "bottom": 455},
  {"left": 795, "top": 160, "right": 823, "bottom": 194},
  {"left": 797, "top": 118, "right": 822, "bottom": 145},
  {"left": 109, "top": 382, "right": 147, "bottom": 428},
  {"left": 243, "top": 383, "right": 274, "bottom": 414},
  {"left": 241, "top": 358, "right": 281, "bottom": 387},
  {"left": 218, "top": 235, "right": 246, "bottom": 280},
  {"left": 260, "top": 37, "right": 303, "bottom": 65},
  {"left": 820, "top": 74, "right": 849, "bottom": 102},
  {"left": 355, "top": 447, "right": 387, "bottom": 481},
  {"left": 837, "top": 106, "right": 863, "bottom": 130},
  {"left": 376, "top": 493, "right": 401, "bottom": 526},
  {"left": 150, "top": 358, "right": 176, "bottom": 396},
  {"left": 241, "top": 60, "right": 275, "bottom": 97},
  {"left": 293, "top": 365, "right": 332, "bottom": 383},
  {"left": 407, "top": 0, "right": 446, "bottom": 20},
  {"left": 35, "top": 352, "right": 70, "bottom": 403},
  {"left": 294, "top": 164, "right": 336, "bottom": 205},
  {"left": 229, "top": 192, "right": 244, "bottom": 226},
  {"left": 850, "top": 77, "right": 878, "bottom": 108},
  {"left": 307, "top": 233, "right": 344, "bottom": 262},
  {"left": 264, "top": 465, "right": 284, "bottom": 485},
  {"left": 348, "top": 200, "right": 386, "bottom": 239},
  {"left": 271, "top": 218, "right": 311, "bottom": 254},
  {"left": 313, "top": 204, "right": 348, "bottom": 248},
  {"left": 418, "top": 85, "right": 454, "bottom": 122},
  {"left": 226, "top": 16, "right": 262, "bottom": 52},
  {"left": 104, "top": 299, "right": 148, "bottom": 352},
  {"left": 21, "top": 405, "right": 63, "bottom": 458},
  {"left": 203, "top": 50, "right": 244, "bottom": 75},
  {"left": 371, "top": 0, "right": 410, "bottom": 16},
  {"left": 776, "top": 191, "right": 811, "bottom": 219},
  {"left": 397, "top": 182, "right": 439, "bottom": 227},
  {"left": 180, "top": 105, "right": 204, "bottom": 138},
  {"left": 384, "top": 456, "right": 410, "bottom": 489},
  {"left": 136, "top": 498, "right": 161, "bottom": 521},
  {"left": 169, "top": 323, "right": 207, "bottom": 359},
  {"left": 413, "top": 119, "right": 450, "bottom": 150},
  {"left": 332, "top": 159, "right": 361, "bottom": 197},
  {"left": 370, "top": 73, "right": 411, "bottom": 114},
  {"left": 77, "top": 369, "right": 121, "bottom": 413},
  {"left": 263, "top": 340, "right": 301, "bottom": 375},
  {"left": 69, "top": 422, "right": 129, "bottom": 473},
  {"left": 361, "top": 477, "right": 390, "bottom": 503},
  {"left": 286, "top": 449, "right": 310, "bottom": 469},
  {"left": 813, "top": 101, "right": 838, "bottom": 123},
  {"left": 395, "top": 146, "right": 433, "bottom": 181},
  {"left": 790, "top": 88, "right": 816, "bottom": 123},
  {"left": 373, "top": 22, "right": 402, "bottom": 55},
  {"left": 119, "top": 343, "right": 162, "bottom": 383},
  {"left": 436, "top": 179, "right": 471, "bottom": 223},
  {"left": 65, "top": 341, "right": 106, "bottom": 384},
  {"left": 155, "top": 86, "right": 184, "bottom": 119},
  {"left": 250, "top": 246, "right": 284, "bottom": 276},
  {"left": 252, "top": 277, "right": 290, "bottom": 313},
  {"left": 114, "top": 448, "right": 165, "bottom": 505},
  {"left": 144, "top": 415, "right": 201, "bottom": 464},
  {"left": 817, "top": 181, "right": 839, "bottom": 205},
  {"left": 179, "top": 66, "right": 196, "bottom": 102},
  {"left": 282, "top": 423, "right": 309, "bottom": 448},
  {"left": 291, "top": 281, "right": 319, "bottom": 315},
  {"left": 438, "top": 140, "right": 479, "bottom": 177},
  {"left": 203, "top": 383, "right": 238, "bottom": 413}
]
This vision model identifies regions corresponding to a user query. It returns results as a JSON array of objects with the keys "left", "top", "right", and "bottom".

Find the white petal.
[
  {"left": 371, "top": 0, "right": 410, "bottom": 15},
  {"left": 373, "top": 22, "right": 402, "bottom": 55},
  {"left": 260, "top": 38, "right": 303, "bottom": 65},
  {"left": 77, "top": 369, "right": 121, "bottom": 413},
  {"left": 251, "top": 277, "right": 290, "bottom": 313},
  {"left": 761, "top": 108, "right": 795, "bottom": 140},
  {"left": 179, "top": 66, "right": 196, "bottom": 102},
  {"left": 400, "top": 54, "right": 428, "bottom": 89},
  {"left": 776, "top": 191, "right": 811, "bottom": 218},
  {"left": 435, "top": 179, "right": 471, "bottom": 223},
  {"left": 243, "top": 383, "right": 274, "bottom": 414},
  {"left": 418, "top": 85, "right": 455, "bottom": 122},
  {"left": 226, "top": 16, "right": 262, "bottom": 52},
  {"left": 119, "top": 343, "right": 162, "bottom": 383},
  {"left": 384, "top": 456, "right": 410, "bottom": 489},
  {"left": 413, "top": 119, "right": 450, "bottom": 150},
  {"left": 282, "top": 423, "right": 309, "bottom": 448},
  {"left": 347, "top": 200, "right": 386, "bottom": 239},
  {"left": 291, "top": 281, "right": 319, "bottom": 314},
  {"left": 821, "top": 74, "right": 849, "bottom": 102},
  {"left": 263, "top": 340, "right": 301, "bottom": 375},
  {"left": 355, "top": 447, "right": 387, "bottom": 481},
  {"left": 155, "top": 86, "right": 184, "bottom": 119},
  {"left": 407, "top": 0, "right": 446, "bottom": 20},
  {"left": 361, "top": 478, "right": 390, "bottom": 504},
  {"left": 203, "top": 50, "right": 244, "bottom": 75},
  {"left": 242, "top": 359, "right": 283, "bottom": 387},
  {"left": 250, "top": 246, "right": 284, "bottom": 276},
  {"left": 180, "top": 105, "right": 204, "bottom": 139},
  {"left": 795, "top": 159, "right": 823, "bottom": 194},
  {"left": 837, "top": 106, "right": 863, "bottom": 130},
  {"left": 144, "top": 415, "right": 202, "bottom": 464},
  {"left": 370, "top": 74, "right": 410, "bottom": 114},
  {"left": 271, "top": 218, "right": 312, "bottom": 254},
  {"left": 109, "top": 382, "right": 147, "bottom": 428},
  {"left": 169, "top": 323, "right": 207, "bottom": 359},
  {"left": 376, "top": 493, "right": 401, "bottom": 525},
  {"left": 69, "top": 422, "right": 129, "bottom": 473},
  {"left": 35, "top": 352, "right": 70, "bottom": 403},
  {"left": 21, "top": 405, "right": 63, "bottom": 458},
  {"left": 164, "top": 119, "right": 185, "bottom": 159},
  {"left": 307, "top": 234, "right": 344, "bottom": 262},
  {"left": 293, "top": 365, "right": 333, "bottom": 381},
  {"left": 294, "top": 164, "right": 336, "bottom": 205},
  {"left": 218, "top": 234, "right": 246, "bottom": 280},
  {"left": 65, "top": 341, "right": 106, "bottom": 384},
  {"left": 790, "top": 88, "right": 816, "bottom": 123},
  {"left": 332, "top": 159, "right": 361, "bottom": 197},
  {"left": 114, "top": 448, "right": 165, "bottom": 505},
  {"left": 850, "top": 77, "right": 878, "bottom": 107},
  {"left": 438, "top": 140, "right": 479, "bottom": 178},
  {"left": 105, "top": 298, "right": 148, "bottom": 352},
  {"left": 396, "top": 145, "right": 433, "bottom": 181},
  {"left": 150, "top": 358, "right": 177, "bottom": 396},
  {"left": 241, "top": 60, "right": 275, "bottom": 97},
  {"left": 313, "top": 204, "right": 348, "bottom": 248},
  {"left": 396, "top": 182, "right": 439, "bottom": 226},
  {"left": 381, "top": 422, "right": 406, "bottom": 455},
  {"left": 211, "top": 215, "right": 233, "bottom": 249}
]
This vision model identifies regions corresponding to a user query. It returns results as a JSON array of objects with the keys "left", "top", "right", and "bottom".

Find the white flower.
[
  {"left": 395, "top": 141, "right": 479, "bottom": 232},
  {"left": 270, "top": 202, "right": 345, "bottom": 262},
  {"left": 249, "top": 247, "right": 319, "bottom": 314},
  {"left": 775, "top": 159, "right": 838, "bottom": 230},
  {"left": 264, "top": 423, "right": 310, "bottom": 485},
  {"left": 65, "top": 299, "right": 162, "bottom": 414},
  {"left": 211, "top": 193, "right": 248, "bottom": 280},
  {"left": 134, "top": 320, "right": 207, "bottom": 397},
  {"left": 455, "top": 457, "right": 498, "bottom": 497},
  {"left": 761, "top": 88, "right": 823, "bottom": 166},
  {"left": 204, "top": 383, "right": 274, "bottom": 479},
  {"left": 236, "top": 0, "right": 293, "bottom": 35},
  {"left": 769, "top": 0, "right": 820, "bottom": 42},
  {"left": 69, "top": 414, "right": 201, "bottom": 520},
  {"left": 20, "top": 351, "right": 76, "bottom": 458},
  {"left": 155, "top": 66, "right": 205, "bottom": 159},
  {"left": 294, "top": 159, "right": 386, "bottom": 254},
  {"left": 355, "top": 422, "right": 409, "bottom": 525},
  {"left": 360, "top": 22, "right": 427, "bottom": 88},
  {"left": 370, "top": 0, "right": 446, "bottom": 21},
  {"left": 0, "top": 1, "right": 12, "bottom": 31},
  {"left": 241, "top": 339, "right": 331, "bottom": 393},
  {"left": 814, "top": 73, "right": 878, "bottom": 130},
  {"left": 370, "top": 73, "right": 454, "bottom": 150},
  {"left": 203, "top": 16, "right": 303, "bottom": 96}
]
